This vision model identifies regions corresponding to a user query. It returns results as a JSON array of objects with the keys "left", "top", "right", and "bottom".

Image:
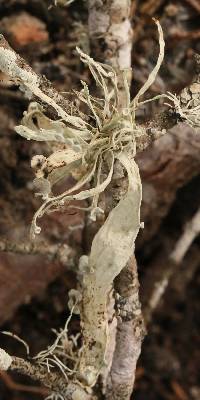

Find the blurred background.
[{"left": 0, "top": 1, "right": 199, "bottom": 399}]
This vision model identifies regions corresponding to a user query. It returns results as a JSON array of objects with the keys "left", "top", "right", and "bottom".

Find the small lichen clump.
[{"left": 10, "top": 20, "right": 165, "bottom": 241}]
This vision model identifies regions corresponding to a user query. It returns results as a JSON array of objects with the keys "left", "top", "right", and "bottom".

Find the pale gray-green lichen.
[
  {"left": 0, "top": 48, "right": 38, "bottom": 86},
  {"left": 0, "top": 348, "right": 13, "bottom": 371}
]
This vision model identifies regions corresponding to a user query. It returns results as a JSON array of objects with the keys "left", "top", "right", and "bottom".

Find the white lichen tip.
[{"left": 0, "top": 348, "right": 13, "bottom": 370}]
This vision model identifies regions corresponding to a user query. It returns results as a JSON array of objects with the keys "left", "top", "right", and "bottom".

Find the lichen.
[{"left": 0, "top": 348, "right": 13, "bottom": 370}]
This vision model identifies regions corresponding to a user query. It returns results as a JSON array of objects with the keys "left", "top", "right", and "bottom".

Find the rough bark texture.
[
  {"left": 106, "top": 257, "right": 146, "bottom": 400},
  {"left": 88, "top": 0, "right": 132, "bottom": 70}
]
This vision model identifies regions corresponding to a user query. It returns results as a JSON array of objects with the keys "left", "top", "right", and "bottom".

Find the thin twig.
[
  {"left": 145, "top": 208, "right": 200, "bottom": 323},
  {"left": 0, "top": 370, "right": 49, "bottom": 396},
  {"left": 170, "top": 208, "right": 200, "bottom": 264},
  {"left": 184, "top": 0, "right": 200, "bottom": 13},
  {"left": 0, "top": 239, "right": 76, "bottom": 268}
]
